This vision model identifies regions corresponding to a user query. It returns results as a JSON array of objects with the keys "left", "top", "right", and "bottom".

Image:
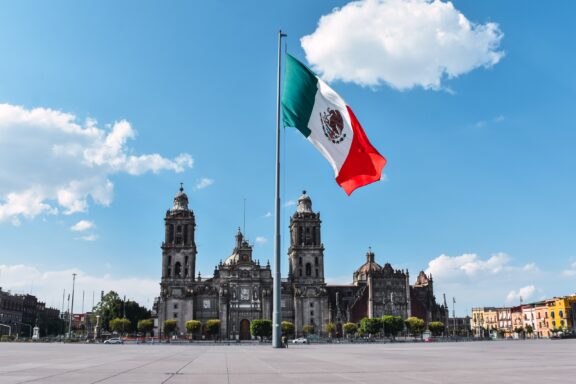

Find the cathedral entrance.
[{"left": 239, "top": 319, "right": 251, "bottom": 340}]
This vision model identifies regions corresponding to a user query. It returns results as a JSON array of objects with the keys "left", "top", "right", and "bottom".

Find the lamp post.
[{"left": 68, "top": 273, "right": 76, "bottom": 339}]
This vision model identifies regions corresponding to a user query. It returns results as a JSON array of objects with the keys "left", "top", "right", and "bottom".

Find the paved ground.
[{"left": 0, "top": 339, "right": 573, "bottom": 383}]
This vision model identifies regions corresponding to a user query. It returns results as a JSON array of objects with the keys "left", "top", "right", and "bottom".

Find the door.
[{"left": 239, "top": 319, "right": 251, "bottom": 340}]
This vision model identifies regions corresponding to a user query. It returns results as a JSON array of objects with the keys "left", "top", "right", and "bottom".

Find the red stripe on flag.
[{"left": 336, "top": 106, "right": 387, "bottom": 195}]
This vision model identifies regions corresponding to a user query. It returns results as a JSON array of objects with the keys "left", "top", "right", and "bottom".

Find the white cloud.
[
  {"left": 70, "top": 220, "right": 94, "bottom": 232},
  {"left": 255, "top": 236, "right": 267, "bottom": 245},
  {"left": 426, "top": 252, "right": 511, "bottom": 279},
  {"left": 0, "top": 103, "right": 193, "bottom": 224},
  {"left": 506, "top": 285, "right": 536, "bottom": 303},
  {"left": 562, "top": 262, "right": 576, "bottom": 277},
  {"left": 263, "top": 212, "right": 272, "bottom": 218},
  {"left": 80, "top": 234, "right": 98, "bottom": 242},
  {"left": 195, "top": 178, "right": 214, "bottom": 190},
  {"left": 301, "top": 0, "right": 504, "bottom": 90},
  {"left": 284, "top": 200, "right": 296, "bottom": 208},
  {"left": 0, "top": 264, "right": 158, "bottom": 310}
]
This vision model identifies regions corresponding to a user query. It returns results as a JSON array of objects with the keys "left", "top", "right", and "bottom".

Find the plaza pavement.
[{"left": 0, "top": 339, "right": 573, "bottom": 384}]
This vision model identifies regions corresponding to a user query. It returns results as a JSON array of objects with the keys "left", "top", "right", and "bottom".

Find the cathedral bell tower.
[
  {"left": 288, "top": 191, "right": 325, "bottom": 282},
  {"left": 288, "top": 191, "right": 328, "bottom": 336},
  {"left": 161, "top": 184, "right": 196, "bottom": 285}
]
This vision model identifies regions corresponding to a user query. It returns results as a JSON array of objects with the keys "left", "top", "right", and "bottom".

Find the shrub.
[
  {"left": 163, "top": 320, "right": 178, "bottom": 336},
  {"left": 250, "top": 319, "right": 272, "bottom": 340},
  {"left": 281, "top": 321, "right": 295, "bottom": 337},
  {"left": 343, "top": 322, "right": 357, "bottom": 337}
]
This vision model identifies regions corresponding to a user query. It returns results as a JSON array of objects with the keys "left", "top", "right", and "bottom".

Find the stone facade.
[{"left": 156, "top": 187, "right": 447, "bottom": 339}]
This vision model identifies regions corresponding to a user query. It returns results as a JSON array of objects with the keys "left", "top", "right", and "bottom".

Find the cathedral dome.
[
  {"left": 355, "top": 248, "right": 382, "bottom": 275},
  {"left": 297, "top": 190, "right": 313, "bottom": 213},
  {"left": 171, "top": 183, "right": 189, "bottom": 212}
]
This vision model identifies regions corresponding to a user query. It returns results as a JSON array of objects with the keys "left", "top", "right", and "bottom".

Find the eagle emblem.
[{"left": 320, "top": 108, "right": 347, "bottom": 144}]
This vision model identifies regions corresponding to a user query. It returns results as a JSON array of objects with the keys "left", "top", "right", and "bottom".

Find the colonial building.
[{"left": 155, "top": 186, "right": 447, "bottom": 339}]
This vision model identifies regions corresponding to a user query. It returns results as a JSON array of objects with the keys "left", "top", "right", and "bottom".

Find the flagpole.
[{"left": 273, "top": 29, "right": 286, "bottom": 349}]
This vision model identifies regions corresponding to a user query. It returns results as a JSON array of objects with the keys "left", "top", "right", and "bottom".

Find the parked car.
[
  {"left": 104, "top": 338, "right": 123, "bottom": 344},
  {"left": 292, "top": 337, "right": 308, "bottom": 344}
]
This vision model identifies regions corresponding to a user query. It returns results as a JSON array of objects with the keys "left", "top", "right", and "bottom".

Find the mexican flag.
[{"left": 281, "top": 54, "right": 386, "bottom": 195}]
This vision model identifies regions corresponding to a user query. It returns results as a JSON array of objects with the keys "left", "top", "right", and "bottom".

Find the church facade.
[{"left": 155, "top": 186, "right": 447, "bottom": 339}]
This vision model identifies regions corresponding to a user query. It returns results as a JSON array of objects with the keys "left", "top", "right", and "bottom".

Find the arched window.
[
  {"left": 175, "top": 262, "right": 182, "bottom": 277},
  {"left": 306, "top": 263, "right": 312, "bottom": 276}
]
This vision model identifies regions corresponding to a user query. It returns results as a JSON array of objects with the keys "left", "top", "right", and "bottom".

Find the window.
[
  {"left": 167, "top": 268, "right": 171, "bottom": 277},
  {"left": 173, "top": 313, "right": 178, "bottom": 318},
  {"left": 185, "top": 256, "right": 189, "bottom": 265},
  {"left": 175, "top": 262, "right": 182, "bottom": 277},
  {"left": 174, "top": 304, "right": 178, "bottom": 309},
  {"left": 168, "top": 256, "right": 172, "bottom": 264},
  {"left": 310, "top": 311, "right": 314, "bottom": 316},
  {"left": 559, "top": 310, "right": 564, "bottom": 318},
  {"left": 310, "top": 303, "right": 314, "bottom": 308},
  {"left": 299, "top": 257, "right": 302, "bottom": 266},
  {"left": 184, "top": 268, "right": 188, "bottom": 277},
  {"left": 306, "top": 263, "right": 312, "bottom": 276},
  {"left": 177, "top": 225, "right": 182, "bottom": 233},
  {"left": 299, "top": 269, "right": 302, "bottom": 277},
  {"left": 315, "top": 269, "right": 319, "bottom": 277},
  {"left": 315, "top": 257, "right": 318, "bottom": 266}
]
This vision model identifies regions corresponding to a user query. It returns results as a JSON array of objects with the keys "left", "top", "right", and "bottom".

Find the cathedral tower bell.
[
  {"left": 161, "top": 184, "right": 197, "bottom": 284},
  {"left": 288, "top": 191, "right": 328, "bottom": 335}
]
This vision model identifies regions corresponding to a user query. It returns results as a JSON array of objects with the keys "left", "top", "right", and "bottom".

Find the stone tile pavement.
[{"left": 0, "top": 339, "right": 573, "bottom": 383}]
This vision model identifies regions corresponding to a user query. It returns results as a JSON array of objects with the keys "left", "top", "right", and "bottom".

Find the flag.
[{"left": 281, "top": 54, "right": 386, "bottom": 195}]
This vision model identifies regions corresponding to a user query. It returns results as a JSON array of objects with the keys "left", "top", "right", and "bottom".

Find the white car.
[
  {"left": 292, "top": 337, "right": 308, "bottom": 344},
  {"left": 104, "top": 338, "right": 123, "bottom": 344}
]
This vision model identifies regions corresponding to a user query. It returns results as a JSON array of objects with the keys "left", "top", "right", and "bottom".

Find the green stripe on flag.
[{"left": 281, "top": 54, "right": 318, "bottom": 137}]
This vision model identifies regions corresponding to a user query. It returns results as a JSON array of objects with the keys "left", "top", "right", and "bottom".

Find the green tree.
[
  {"left": 137, "top": 319, "right": 154, "bottom": 336},
  {"left": 281, "top": 321, "right": 295, "bottom": 337},
  {"left": 405, "top": 317, "right": 425, "bottom": 337},
  {"left": 250, "top": 319, "right": 272, "bottom": 340},
  {"left": 428, "top": 321, "right": 445, "bottom": 336},
  {"left": 109, "top": 318, "right": 131, "bottom": 334},
  {"left": 185, "top": 320, "right": 201, "bottom": 339},
  {"left": 525, "top": 324, "right": 534, "bottom": 338},
  {"left": 326, "top": 322, "right": 336, "bottom": 338},
  {"left": 359, "top": 317, "right": 383, "bottom": 336},
  {"left": 204, "top": 319, "right": 221, "bottom": 339},
  {"left": 163, "top": 320, "right": 178, "bottom": 337},
  {"left": 94, "top": 291, "right": 151, "bottom": 333},
  {"left": 343, "top": 322, "right": 358, "bottom": 338},
  {"left": 302, "top": 324, "right": 315, "bottom": 336},
  {"left": 382, "top": 315, "right": 404, "bottom": 338}
]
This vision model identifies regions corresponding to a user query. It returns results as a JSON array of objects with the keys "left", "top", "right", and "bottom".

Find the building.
[
  {"left": 0, "top": 287, "right": 61, "bottom": 338},
  {"left": 155, "top": 187, "right": 447, "bottom": 339},
  {"left": 548, "top": 295, "right": 576, "bottom": 331}
]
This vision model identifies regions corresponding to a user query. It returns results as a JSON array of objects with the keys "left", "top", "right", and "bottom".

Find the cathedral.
[{"left": 155, "top": 186, "right": 447, "bottom": 339}]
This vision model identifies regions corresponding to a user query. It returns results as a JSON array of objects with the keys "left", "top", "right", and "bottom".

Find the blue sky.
[{"left": 0, "top": 0, "right": 574, "bottom": 315}]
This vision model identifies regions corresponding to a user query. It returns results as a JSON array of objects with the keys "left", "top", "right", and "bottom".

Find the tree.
[
  {"left": 163, "top": 320, "right": 178, "bottom": 337},
  {"left": 428, "top": 321, "right": 444, "bottom": 336},
  {"left": 109, "top": 318, "right": 131, "bottom": 334},
  {"left": 250, "top": 319, "right": 272, "bottom": 340},
  {"left": 94, "top": 291, "right": 151, "bottom": 333},
  {"left": 204, "top": 319, "right": 221, "bottom": 340},
  {"left": 302, "top": 324, "right": 315, "bottom": 336},
  {"left": 525, "top": 324, "right": 534, "bottom": 338},
  {"left": 343, "top": 322, "right": 358, "bottom": 338},
  {"left": 185, "top": 320, "right": 201, "bottom": 339},
  {"left": 326, "top": 322, "right": 336, "bottom": 338},
  {"left": 281, "top": 321, "right": 295, "bottom": 337},
  {"left": 405, "top": 317, "right": 425, "bottom": 337},
  {"left": 359, "top": 317, "right": 383, "bottom": 337},
  {"left": 137, "top": 319, "right": 154, "bottom": 336},
  {"left": 382, "top": 315, "right": 404, "bottom": 338}
]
